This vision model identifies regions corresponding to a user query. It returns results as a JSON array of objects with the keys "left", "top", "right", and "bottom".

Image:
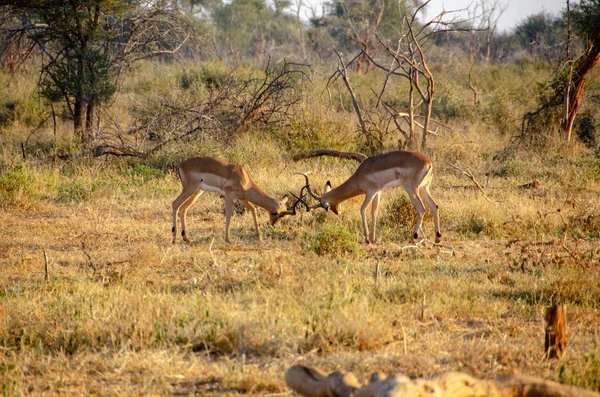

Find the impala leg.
[
  {"left": 224, "top": 195, "right": 234, "bottom": 244},
  {"left": 369, "top": 192, "right": 381, "bottom": 243},
  {"left": 172, "top": 188, "right": 199, "bottom": 244},
  {"left": 178, "top": 191, "right": 203, "bottom": 243},
  {"left": 360, "top": 192, "right": 377, "bottom": 244},
  {"left": 420, "top": 185, "right": 441, "bottom": 243},
  {"left": 407, "top": 188, "right": 426, "bottom": 241},
  {"left": 240, "top": 199, "right": 262, "bottom": 243}
]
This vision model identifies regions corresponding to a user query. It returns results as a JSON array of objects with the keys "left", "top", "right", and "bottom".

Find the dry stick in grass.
[
  {"left": 208, "top": 237, "right": 223, "bottom": 269},
  {"left": 285, "top": 364, "right": 600, "bottom": 397},
  {"left": 43, "top": 249, "right": 49, "bottom": 284},
  {"left": 448, "top": 163, "right": 498, "bottom": 203},
  {"left": 544, "top": 305, "right": 567, "bottom": 360}
]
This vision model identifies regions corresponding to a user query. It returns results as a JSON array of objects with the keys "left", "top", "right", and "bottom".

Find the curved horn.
[
  {"left": 285, "top": 192, "right": 310, "bottom": 215},
  {"left": 295, "top": 172, "right": 321, "bottom": 201}
]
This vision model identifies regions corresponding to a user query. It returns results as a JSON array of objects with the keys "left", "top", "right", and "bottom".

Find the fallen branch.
[
  {"left": 293, "top": 149, "right": 367, "bottom": 163},
  {"left": 448, "top": 163, "right": 498, "bottom": 203},
  {"left": 285, "top": 365, "right": 600, "bottom": 397},
  {"left": 29, "top": 144, "right": 143, "bottom": 164}
]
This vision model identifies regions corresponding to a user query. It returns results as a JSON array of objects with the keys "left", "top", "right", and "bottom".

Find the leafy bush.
[
  {"left": 382, "top": 193, "right": 416, "bottom": 233},
  {"left": 123, "top": 164, "right": 165, "bottom": 182},
  {"left": 303, "top": 225, "right": 361, "bottom": 257},
  {"left": 57, "top": 180, "right": 91, "bottom": 203},
  {"left": 457, "top": 213, "right": 502, "bottom": 238},
  {"left": 0, "top": 100, "right": 17, "bottom": 127},
  {"left": 0, "top": 166, "right": 34, "bottom": 203},
  {"left": 576, "top": 111, "right": 597, "bottom": 148}
]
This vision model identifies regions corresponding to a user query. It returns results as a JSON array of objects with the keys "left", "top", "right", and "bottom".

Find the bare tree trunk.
[
  {"left": 333, "top": 49, "right": 368, "bottom": 138},
  {"left": 408, "top": 68, "right": 416, "bottom": 149},
  {"left": 563, "top": 48, "right": 600, "bottom": 142},
  {"left": 295, "top": 0, "right": 307, "bottom": 59},
  {"left": 86, "top": 101, "right": 95, "bottom": 131},
  {"left": 73, "top": 96, "right": 84, "bottom": 143}
]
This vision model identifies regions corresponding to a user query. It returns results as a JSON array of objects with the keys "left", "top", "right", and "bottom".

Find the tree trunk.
[
  {"left": 86, "top": 101, "right": 95, "bottom": 132},
  {"left": 73, "top": 96, "right": 84, "bottom": 143},
  {"left": 563, "top": 46, "right": 600, "bottom": 142}
]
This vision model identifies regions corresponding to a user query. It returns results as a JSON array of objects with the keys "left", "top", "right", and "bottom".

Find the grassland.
[{"left": 1, "top": 61, "right": 600, "bottom": 395}]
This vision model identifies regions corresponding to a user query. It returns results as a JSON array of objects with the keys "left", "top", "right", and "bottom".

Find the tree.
[
  {"left": 520, "top": 0, "right": 600, "bottom": 144},
  {"left": 0, "top": 0, "right": 192, "bottom": 143},
  {"left": 514, "top": 12, "right": 564, "bottom": 61},
  {"left": 563, "top": 0, "right": 600, "bottom": 142},
  {"left": 212, "top": 0, "right": 298, "bottom": 63},
  {"left": 323, "top": 0, "right": 410, "bottom": 73},
  {"left": 467, "top": 0, "right": 507, "bottom": 64}
]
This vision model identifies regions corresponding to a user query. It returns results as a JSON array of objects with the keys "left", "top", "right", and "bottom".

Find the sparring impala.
[
  {"left": 172, "top": 156, "right": 306, "bottom": 244},
  {"left": 299, "top": 150, "right": 441, "bottom": 244}
]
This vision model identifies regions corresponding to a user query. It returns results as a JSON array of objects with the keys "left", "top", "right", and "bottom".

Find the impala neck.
[
  {"left": 245, "top": 186, "right": 281, "bottom": 213},
  {"left": 323, "top": 176, "right": 363, "bottom": 205}
]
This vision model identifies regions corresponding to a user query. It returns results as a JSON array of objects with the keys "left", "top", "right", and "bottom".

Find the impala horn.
[{"left": 295, "top": 172, "right": 322, "bottom": 201}]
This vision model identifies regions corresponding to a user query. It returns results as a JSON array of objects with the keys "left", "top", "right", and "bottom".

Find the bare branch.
[{"left": 293, "top": 149, "right": 367, "bottom": 163}]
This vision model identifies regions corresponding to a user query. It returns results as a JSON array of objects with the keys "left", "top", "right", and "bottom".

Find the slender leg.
[
  {"left": 224, "top": 195, "right": 234, "bottom": 243},
  {"left": 370, "top": 192, "right": 381, "bottom": 243},
  {"left": 420, "top": 185, "right": 441, "bottom": 243},
  {"left": 178, "top": 191, "right": 203, "bottom": 243},
  {"left": 360, "top": 192, "right": 377, "bottom": 243},
  {"left": 172, "top": 188, "right": 198, "bottom": 243},
  {"left": 240, "top": 199, "right": 262, "bottom": 243},
  {"left": 407, "top": 187, "right": 426, "bottom": 241}
]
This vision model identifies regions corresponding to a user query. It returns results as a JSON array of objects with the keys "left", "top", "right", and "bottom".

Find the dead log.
[
  {"left": 285, "top": 364, "right": 599, "bottom": 397},
  {"left": 28, "top": 144, "right": 143, "bottom": 164},
  {"left": 545, "top": 305, "right": 567, "bottom": 359},
  {"left": 519, "top": 180, "right": 541, "bottom": 190},
  {"left": 292, "top": 149, "right": 368, "bottom": 163}
]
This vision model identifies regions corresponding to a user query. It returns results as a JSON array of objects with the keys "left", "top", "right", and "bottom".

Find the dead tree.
[
  {"left": 468, "top": 0, "right": 507, "bottom": 64},
  {"left": 361, "top": 0, "right": 470, "bottom": 149}
]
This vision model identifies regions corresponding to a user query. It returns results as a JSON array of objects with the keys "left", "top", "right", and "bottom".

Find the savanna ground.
[{"left": 1, "top": 61, "right": 600, "bottom": 396}]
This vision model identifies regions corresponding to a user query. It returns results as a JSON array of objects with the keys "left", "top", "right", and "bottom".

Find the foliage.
[
  {"left": 0, "top": 165, "right": 34, "bottom": 203},
  {"left": 303, "top": 225, "right": 361, "bottom": 257},
  {"left": 2, "top": 0, "right": 194, "bottom": 139}
]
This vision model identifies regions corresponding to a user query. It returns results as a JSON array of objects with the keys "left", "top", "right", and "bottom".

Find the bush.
[
  {"left": 0, "top": 166, "right": 34, "bottom": 203},
  {"left": 303, "top": 225, "right": 361, "bottom": 257},
  {"left": 576, "top": 111, "right": 597, "bottom": 148},
  {"left": 457, "top": 213, "right": 502, "bottom": 238},
  {"left": 122, "top": 164, "right": 165, "bottom": 184},
  {"left": 57, "top": 180, "right": 91, "bottom": 203}
]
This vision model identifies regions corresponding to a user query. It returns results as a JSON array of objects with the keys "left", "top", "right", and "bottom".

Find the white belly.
[{"left": 199, "top": 182, "right": 226, "bottom": 196}]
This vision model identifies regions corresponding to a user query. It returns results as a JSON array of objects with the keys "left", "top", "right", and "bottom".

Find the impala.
[
  {"left": 299, "top": 150, "right": 441, "bottom": 244},
  {"left": 172, "top": 156, "right": 306, "bottom": 244}
]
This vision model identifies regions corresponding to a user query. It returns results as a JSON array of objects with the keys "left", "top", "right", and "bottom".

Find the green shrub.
[
  {"left": 457, "top": 213, "right": 502, "bottom": 238},
  {"left": 0, "top": 166, "right": 34, "bottom": 202},
  {"left": 303, "top": 225, "right": 361, "bottom": 257},
  {"left": 57, "top": 180, "right": 91, "bottom": 203},
  {"left": 122, "top": 164, "right": 165, "bottom": 183},
  {"left": 382, "top": 193, "right": 416, "bottom": 232},
  {"left": 0, "top": 100, "right": 17, "bottom": 127}
]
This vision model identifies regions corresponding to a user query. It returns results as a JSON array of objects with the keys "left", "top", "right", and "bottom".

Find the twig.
[
  {"left": 448, "top": 163, "right": 498, "bottom": 203},
  {"left": 208, "top": 237, "right": 222, "bottom": 269},
  {"left": 43, "top": 249, "right": 49, "bottom": 284}
]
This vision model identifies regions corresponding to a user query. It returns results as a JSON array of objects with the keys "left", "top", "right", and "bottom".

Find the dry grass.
[
  {"left": 1, "top": 62, "right": 600, "bottom": 395},
  {"left": 1, "top": 134, "right": 599, "bottom": 395}
]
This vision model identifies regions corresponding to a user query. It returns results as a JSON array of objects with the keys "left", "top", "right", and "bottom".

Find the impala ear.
[
  {"left": 281, "top": 194, "right": 289, "bottom": 204},
  {"left": 324, "top": 181, "right": 332, "bottom": 193}
]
